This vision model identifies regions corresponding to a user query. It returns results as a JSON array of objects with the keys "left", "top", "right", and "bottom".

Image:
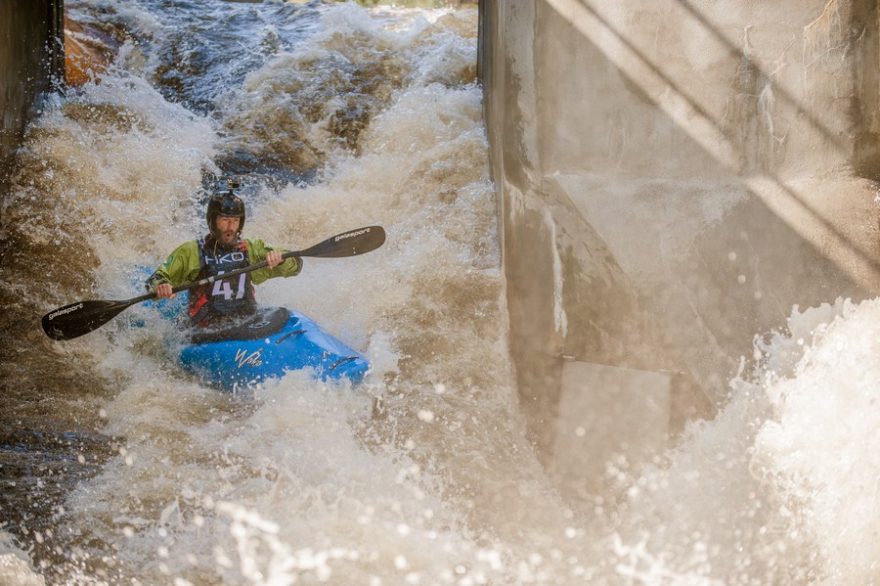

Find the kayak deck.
[{"left": 178, "top": 309, "right": 369, "bottom": 391}]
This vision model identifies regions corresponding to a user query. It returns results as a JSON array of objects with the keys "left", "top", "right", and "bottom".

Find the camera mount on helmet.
[{"left": 206, "top": 179, "right": 246, "bottom": 239}]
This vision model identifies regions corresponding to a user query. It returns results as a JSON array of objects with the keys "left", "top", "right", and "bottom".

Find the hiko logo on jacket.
[{"left": 204, "top": 251, "right": 247, "bottom": 265}]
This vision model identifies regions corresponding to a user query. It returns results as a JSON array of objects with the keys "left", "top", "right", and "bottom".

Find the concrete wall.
[
  {"left": 481, "top": 0, "right": 880, "bottom": 490},
  {"left": 1, "top": 0, "right": 64, "bottom": 184}
]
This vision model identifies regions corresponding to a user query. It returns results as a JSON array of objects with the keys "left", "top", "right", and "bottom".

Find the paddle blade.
[
  {"left": 299, "top": 226, "right": 386, "bottom": 258},
  {"left": 41, "top": 299, "right": 134, "bottom": 341}
]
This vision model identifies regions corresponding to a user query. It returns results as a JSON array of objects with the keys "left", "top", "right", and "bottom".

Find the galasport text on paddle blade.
[
  {"left": 42, "top": 300, "right": 132, "bottom": 340},
  {"left": 295, "top": 226, "right": 385, "bottom": 258}
]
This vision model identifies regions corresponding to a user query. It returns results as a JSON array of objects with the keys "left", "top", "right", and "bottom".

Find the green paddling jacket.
[{"left": 147, "top": 236, "right": 301, "bottom": 326}]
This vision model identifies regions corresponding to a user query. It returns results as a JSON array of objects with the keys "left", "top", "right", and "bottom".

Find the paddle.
[{"left": 41, "top": 225, "right": 386, "bottom": 341}]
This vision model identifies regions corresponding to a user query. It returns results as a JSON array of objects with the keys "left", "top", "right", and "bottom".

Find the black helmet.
[{"left": 206, "top": 183, "right": 245, "bottom": 238}]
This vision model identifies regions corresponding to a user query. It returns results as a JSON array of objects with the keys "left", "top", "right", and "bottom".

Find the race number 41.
[{"left": 212, "top": 272, "right": 247, "bottom": 300}]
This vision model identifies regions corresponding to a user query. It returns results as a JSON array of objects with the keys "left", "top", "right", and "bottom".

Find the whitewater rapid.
[{"left": 1, "top": 1, "right": 878, "bottom": 585}]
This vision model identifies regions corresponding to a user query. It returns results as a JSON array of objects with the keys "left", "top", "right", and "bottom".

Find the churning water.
[{"left": 1, "top": 1, "right": 876, "bottom": 584}]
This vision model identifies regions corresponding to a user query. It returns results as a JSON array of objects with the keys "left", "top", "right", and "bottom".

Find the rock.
[{"left": 63, "top": 14, "right": 121, "bottom": 86}]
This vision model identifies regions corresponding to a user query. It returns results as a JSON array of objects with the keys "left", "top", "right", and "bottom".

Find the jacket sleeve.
[
  {"left": 145, "top": 241, "right": 202, "bottom": 291},
  {"left": 247, "top": 239, "right": 302, "bottom": 285}
]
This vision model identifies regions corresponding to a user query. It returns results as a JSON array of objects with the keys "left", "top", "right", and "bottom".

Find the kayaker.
[{"left": 146, "top": 183, "right": 302, "bottom": 327}]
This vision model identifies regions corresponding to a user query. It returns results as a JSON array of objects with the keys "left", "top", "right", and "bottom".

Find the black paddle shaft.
[{"left": 41, "top": 226, "right": 385, "bottom": 341}]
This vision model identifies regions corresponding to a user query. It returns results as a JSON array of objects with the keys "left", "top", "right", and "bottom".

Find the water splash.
[{"left": 4, "top": 1, "right": 877, "bottom": 584}]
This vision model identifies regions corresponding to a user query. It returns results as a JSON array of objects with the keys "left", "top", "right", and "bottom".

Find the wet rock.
[{"left": 63, "top": 15, "right": 121, "bottom": 87}]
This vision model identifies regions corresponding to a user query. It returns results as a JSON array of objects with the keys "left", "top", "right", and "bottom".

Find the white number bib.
[{"left": 211, "top": 272, "right": 248, "bottom": 300}]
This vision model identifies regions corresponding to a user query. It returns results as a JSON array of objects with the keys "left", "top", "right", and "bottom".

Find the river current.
[{"left": 1, "top": 1, "right": 877, "bottom": 584}]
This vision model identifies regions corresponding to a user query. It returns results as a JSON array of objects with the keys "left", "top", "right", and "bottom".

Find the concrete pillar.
[
  {"left": 552, "top": 361, "right": 672, "bottom": 500},
  {"left": 480, "top": 0, "right": 880, "bottom": 472},
  {"left": 1, "top": 0, "right": 65, "bottom": 185}
]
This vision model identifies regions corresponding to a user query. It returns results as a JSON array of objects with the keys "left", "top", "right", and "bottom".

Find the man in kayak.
[{"left": 147, "top": 184, "right": 301, "bottom": 327}]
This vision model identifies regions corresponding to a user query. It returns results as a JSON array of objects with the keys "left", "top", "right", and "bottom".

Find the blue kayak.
[
  {"left": 130, "top": 268, "right": 369, "bottom": 390},
  {"left": 138, "top": 292, "right": 368, "bottom": 390},
  {"left": 177, "top": 306, "right": 368, "bottom": 390}
]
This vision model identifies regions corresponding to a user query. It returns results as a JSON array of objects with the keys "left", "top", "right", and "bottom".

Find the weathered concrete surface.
[
  {"left": 0, "top": 0, "right": 64, "bottom": 184},
  {"left": 481, "top": 0, "right": 880, "bottom": 484},
  {"left": 553, "top": 361, "right": 672, "bottom": 500}
]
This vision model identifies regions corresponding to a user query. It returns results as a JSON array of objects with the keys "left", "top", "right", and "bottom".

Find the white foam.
[
  {"left": 0, "top": 532, "right": 45, "bottom": 586},
  {"left": 19, "top": 2, "right": 880, "bottom": 583}
]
